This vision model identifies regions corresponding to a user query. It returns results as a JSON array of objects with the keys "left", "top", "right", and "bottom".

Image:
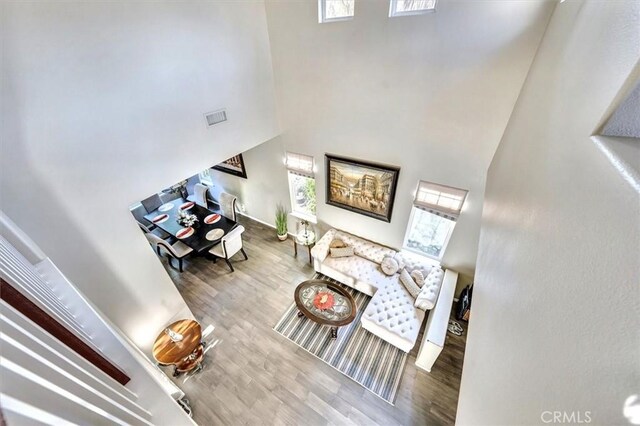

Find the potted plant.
[{"left": 275, "top": 204, "right": 288, "bottom": 241}]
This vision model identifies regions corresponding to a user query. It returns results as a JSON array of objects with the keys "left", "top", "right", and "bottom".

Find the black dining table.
[{"left": 144, "top": 197, "right": 238, "bottom": 254}]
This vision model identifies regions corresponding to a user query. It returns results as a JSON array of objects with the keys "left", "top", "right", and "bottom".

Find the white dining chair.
[
  {"left": 137, "top": 220, "right": 172, "bottom": 240},
  {"left": 145, "top": 232, "right": 193, "bottom": 272},
  {"left": 192, "top": 183, "right": 210, "bottom": 208},
  {"left": 219, "top": 192, "right": 237, "bottom": 222},
  {"left": 208, "top": 225, "right": 247, "bottom": 272}
]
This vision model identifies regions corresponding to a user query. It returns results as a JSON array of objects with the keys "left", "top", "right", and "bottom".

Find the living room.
[{"left": 1, "top": 0, "right": 638, "bottom": 425}]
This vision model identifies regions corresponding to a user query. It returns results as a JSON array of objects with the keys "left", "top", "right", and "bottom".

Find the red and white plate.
[
  {"left": 158, "top": 203, "right": 174, "bottom": 212},
  {"left": 176, "top": 227, "right": 195, "bottom": 239},
  {"left": 204, "top": 213, "right": 221, "bottom": 225},
  {"left": 179, "top": 201, "right": 195, "bottom": 211},
  {"left": 152, "top": 214, "right": 168, "bottom": 224},
  {"left": 205, "top": 229, "right": 225, "bottom": 241}
]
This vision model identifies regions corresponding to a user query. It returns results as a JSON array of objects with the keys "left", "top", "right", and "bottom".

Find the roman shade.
[
  {"left": 285, "top": 152, "right": 314, "bottom": 177},
  {"left": 413, "top": 181, "right": 468, "bottom": 221}
]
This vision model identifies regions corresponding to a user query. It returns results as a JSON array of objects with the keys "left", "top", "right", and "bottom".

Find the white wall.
[
  {"left": 262, "top": 0, "right": 555, "bottom": 283},
  {"left": 457, "top": 1, "right": 640, "bottom": 424},
  {"left": 206, "top": 136, "right": 292, "bottom": 230},
  {"left": 0, "top": 1, "right": 279, "bottom": 352},
  {"left": 1, "top": 212, "right": 193, "bottom": 425}
]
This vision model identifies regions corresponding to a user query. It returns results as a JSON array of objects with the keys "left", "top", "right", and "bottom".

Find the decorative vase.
[{"left": 277, "top": 233, "right": 288, "bottom": 241}]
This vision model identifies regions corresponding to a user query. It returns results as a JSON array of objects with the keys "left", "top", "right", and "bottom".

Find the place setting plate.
[
  {"left": 152, "top": 214, "right": 169, "bottom": 224},
  {"left": 158, "top": 203, "right": 174, "bottom": 212},
  {"left": 205, "top": 228, "right": 225, "bottom": 241},
  {"left": 204, "top": 214, "right": 221, "bottom": 225},
  {"left": 179, "top": 201, "right": 195, "bottom": 211},
  {"left": 176, "top": 227, "right": 195, "bottom": 239}
]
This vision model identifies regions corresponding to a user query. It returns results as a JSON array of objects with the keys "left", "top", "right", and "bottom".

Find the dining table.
[{"left": 143, "top": 197, "right": 237, "bottom": 254}]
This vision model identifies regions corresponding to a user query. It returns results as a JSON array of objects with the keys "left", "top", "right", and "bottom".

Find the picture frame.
[
  {"left": 212, "top": 154, "right": 247, "bottom": 179},
  {"left": 325, "top": 154, "right": 400, "bottom": 222}
]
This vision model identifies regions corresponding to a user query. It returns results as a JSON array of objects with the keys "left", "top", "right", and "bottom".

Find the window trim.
[
  {"left": 319, "top": 0, "right": 355, "bottom": 23},
  {"left": 389, "top": 0, "right": 437, "bottom": 18},
  {"left": 402, "top": 206, "right": 455, "bottom": 261}
]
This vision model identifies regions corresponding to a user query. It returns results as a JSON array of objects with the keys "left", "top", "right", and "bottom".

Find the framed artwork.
[
  {"left": 212, "top": 154, "right": 247, "bottom": 179},
  {"left": 325, "top": 154, "right": 400, "bottom": 222}
]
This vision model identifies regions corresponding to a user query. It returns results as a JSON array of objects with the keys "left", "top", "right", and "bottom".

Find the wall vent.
[{"left": 204, "top": 109, "right": 228, "bottom": 127}]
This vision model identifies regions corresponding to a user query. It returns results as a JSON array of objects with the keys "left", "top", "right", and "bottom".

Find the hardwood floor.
[{"left": 156, "top": 216, "right": 467, "bottom": 426}]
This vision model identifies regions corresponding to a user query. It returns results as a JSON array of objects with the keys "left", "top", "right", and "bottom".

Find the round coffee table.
[{"left": 294, "top": 279, "right": 356, "bottom": 339}]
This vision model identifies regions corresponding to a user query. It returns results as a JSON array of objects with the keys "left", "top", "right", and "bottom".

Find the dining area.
[{"left": 131, "top": 182, "right": 248, "bottom": 273}]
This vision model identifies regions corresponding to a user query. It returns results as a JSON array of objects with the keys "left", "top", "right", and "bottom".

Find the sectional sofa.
[{"left": 310, "top": 228, "right": 456, "bottom": 359}]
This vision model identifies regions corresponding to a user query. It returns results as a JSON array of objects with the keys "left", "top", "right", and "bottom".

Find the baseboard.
[
  {"left": 237, "top": 211, "right": 274, "bottom": 229},
  {"left": 237, "top": 211, "right": 296, "bottom": 237}
]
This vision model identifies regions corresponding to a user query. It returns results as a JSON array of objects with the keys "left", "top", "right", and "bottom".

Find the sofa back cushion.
[
  {"left": 396, "top": 252, "right": 437, "bottom": 278},
  {"left": 335, "top": 231, "right": 396, "bottom": 264}
]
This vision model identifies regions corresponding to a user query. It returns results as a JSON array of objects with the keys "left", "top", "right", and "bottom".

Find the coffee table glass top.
[
  {"left": 295, "top": 230, "right": 316, "bottom": 246},
  {"left": 294, "top": 279, "right": 356, "bottom": 326}
]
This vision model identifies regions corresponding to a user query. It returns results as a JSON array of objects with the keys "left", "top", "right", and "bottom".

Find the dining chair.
[
  {"left": 208, "top": 225, "right": 247, "bottom": 272},
  {"left": 131, "top": 204, "right": 155, "bottom": 228},
  {"left": 219, "top": 192, "right": 237, "bottom": 222},
  {"left": 136, "top": 220, "right": 171, "bottom": 240},
  {"left": 141, "top": 194, "right": 163, "bottom": 213},
  {"left": 159, "top": 191, "right": 180, "bottom": 204},
  {"left": 185, "top": 174, "right": 200, "bottom": 198},
  {"left": 192, "top": 183, "right": 210, "bottom": 208},
  {"left": 145, "top": 232, "right": 193, "bottom": 272}
]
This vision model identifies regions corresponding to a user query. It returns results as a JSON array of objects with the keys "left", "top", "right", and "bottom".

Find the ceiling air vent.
[{"left": 204, "top": 109, "right": 228, "bottom": 127}]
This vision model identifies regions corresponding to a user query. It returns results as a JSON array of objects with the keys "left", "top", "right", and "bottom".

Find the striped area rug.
[{"left": 273, "top": 274, "right": 407, "bottom": 404}]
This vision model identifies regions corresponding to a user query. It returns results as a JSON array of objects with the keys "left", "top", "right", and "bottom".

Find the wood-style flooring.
[{"left": 157, "top": 216, "right": 467, "bottom": 426}]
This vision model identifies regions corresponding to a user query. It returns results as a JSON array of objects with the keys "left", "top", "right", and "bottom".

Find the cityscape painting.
[
  {"left": 325, "top": 154, "right": 400, "bottom": 222},
  {"left": 212, "top": 154, "right": 247, "bottom": 179}
]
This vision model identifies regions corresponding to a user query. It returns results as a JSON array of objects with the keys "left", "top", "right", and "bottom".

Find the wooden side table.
[
  {"left": 153, "top": 319, "right": 202, "bottom": 376},
  {"left": 293, "top": 236, "right": 315, "bottom": 265}
]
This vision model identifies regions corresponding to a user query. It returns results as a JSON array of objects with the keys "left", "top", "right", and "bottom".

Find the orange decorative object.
[{"left": 313, "top": 292, "right": 335, "bottom": 310}]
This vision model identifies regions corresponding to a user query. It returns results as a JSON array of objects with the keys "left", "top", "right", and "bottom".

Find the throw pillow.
[
  {"left": 399, "top": 268, "right": 421, "bottom": 298},
  {"left": 330, "top": 238, "right": 347, "bottom": 249},
  {"left": 411, "top": 270, "right": 425, "bottom": 287},
  {"left": 330, "top": 246, "right": 354, "bottom": 258},
  {"left": 380, "top": 256, "right": 399, "bottom": 276},
  {"left": 415, "top": 267, "right": 444, "bottom": 310}
]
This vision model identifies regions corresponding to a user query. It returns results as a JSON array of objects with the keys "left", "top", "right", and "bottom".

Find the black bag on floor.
[{"left": 456, "top": 285, "right": 473, "bottom": 321}]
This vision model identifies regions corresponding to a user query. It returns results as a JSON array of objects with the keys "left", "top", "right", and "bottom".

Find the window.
[
  {"left": 285, "top": 152, "right": 317, "bottom": 219},
  {"left": 319, "top": 0, "right": 355, "bottom": 23},
  {"left": 389, "top": 0, "right": 436, "bottom": 17},
  {"left": 403, "top": 180, "right": 467, "bottom": 259},
  {"left": 198, "top": 168, "right": 213, "bottom": 186}
]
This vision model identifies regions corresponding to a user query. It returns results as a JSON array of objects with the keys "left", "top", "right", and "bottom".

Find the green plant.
[
  {"left": 275, "top": 204, "right": 288, "bottom": 236},
  {"left": 303, "top": 178, "right": 317, "bottom": 214}
]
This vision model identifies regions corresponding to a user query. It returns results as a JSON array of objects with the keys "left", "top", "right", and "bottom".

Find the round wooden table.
[
  {"left": 153, "top": 319, "right": 202, "bottom": 375},
  {"left": 294, "top": 279, "right": 356, "bottom": 338}
]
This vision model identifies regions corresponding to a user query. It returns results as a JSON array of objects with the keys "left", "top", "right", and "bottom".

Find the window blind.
[
  {"left": 413, "top": 181, "right": 468, "bottom": 221},
  {"left": 285, "top": 152, "right": 314, "bottom": 177}
]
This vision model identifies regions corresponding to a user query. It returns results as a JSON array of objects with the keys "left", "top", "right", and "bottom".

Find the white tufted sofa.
[{"left": 310, "top": 229, "right": 445, "bottom": 353}]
